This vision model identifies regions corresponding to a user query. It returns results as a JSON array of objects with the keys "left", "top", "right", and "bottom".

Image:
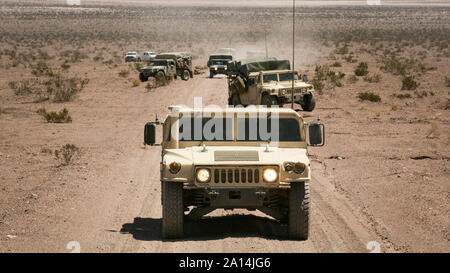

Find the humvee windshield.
[
  {"left": 279, "top": 72, "right": 299, "bottom": 82},
  {"left": 148, "top": 60, "right": 167, "bottom": 66},
  {"left": 263, "top": 74, "right": 278, "bottom": 83},
  {"left": 211, "top": 60, "right": 226, "bottom": 65},
  {"left": 177, "top": 118, "right": 301, "bottom": 142}
]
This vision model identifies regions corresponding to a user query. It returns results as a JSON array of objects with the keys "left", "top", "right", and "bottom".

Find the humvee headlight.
[
  {"left": 263, "top": 168, "right": 278, "bottom": 183},
  {"left": 301, "top": 88, "right": 307, "bottom": 93},
  {"left": 196, "top": 168, "right": 211, "bottom": 183},
  {"left": 280, "top": 89, "right": 287, "bottom": 95},
  {"left": 214, "top": 67, "right": 218, "bottom": 70},
  {"left": 169, "top": 162, "right": 181, "bottom": 174},
  {"left": 294, "top": 163, "right": 306, "bottom": 174}
]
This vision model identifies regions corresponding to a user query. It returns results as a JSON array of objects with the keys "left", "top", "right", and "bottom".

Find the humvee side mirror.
[
  {"left": 308, "top": 117, "right": 325, "bottom": 147},
  {"left": 302, "top": 74, "right": 308, "bottom": 83},
  {"left": 144, "top": 116, "right": 161, "bottom": 146}
]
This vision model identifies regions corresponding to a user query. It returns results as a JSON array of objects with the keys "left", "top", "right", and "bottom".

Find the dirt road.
[{"left": 1, "top": 67, "right": 384, "bottom": 252}]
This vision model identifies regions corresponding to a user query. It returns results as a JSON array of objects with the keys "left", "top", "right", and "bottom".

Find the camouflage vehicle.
[
  {"left": 156, "top": 52, "right": 194, "bottom": 81},
  {"left": 227, "top": 58, "right": 316, "bottom": 111},
  {"left": 143, "top": 105, "right": 325, "bottom": 239},
  {"left": 207, "top": 53, "right": 233, "bottom": 78},
  {"left": 139, "top": 59, "right": 177, "bottom": 82}
]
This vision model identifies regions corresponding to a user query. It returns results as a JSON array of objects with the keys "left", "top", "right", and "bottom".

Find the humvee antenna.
[
  {"left": 291, "top": 0, "right": 295, "bottom": 109},
  {"left": 264, "top": 30, "right": 268, "bottom": 58}
]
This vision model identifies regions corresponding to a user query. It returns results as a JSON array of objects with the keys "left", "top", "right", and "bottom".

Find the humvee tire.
[
  {"left": 289, "top": 182, "right": 310, "bottom": 240},
  {"left": 182, "top": 70, "right": 190, "bottom": 81},
  {"left": 139, "top": 72, "right": 148, "bottom": 82},
  {"left": 209, "top": 71, "right": 214, "bottom": 78},
  {"left": 301, "top": 93, "right": 316, "bottom": 112},
  {"left": 162, "top": 182, "right": 184, "bottom": 239},
  {"left": 262, "top": 94, "right": 278, "bottom": 107},
  {"left": 230, "top": 94, "right": 241, "bottom": 106}
]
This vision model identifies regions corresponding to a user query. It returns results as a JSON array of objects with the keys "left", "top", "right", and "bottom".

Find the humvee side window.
[
  {"left": 237, "top": 118, "right": 301, "bottom": 142},
  {"left": 178, "top": 118, "right": 233, "bottom": 141},
  {"left": 263, "top": 74, "right": 277, "bottom": 83}
]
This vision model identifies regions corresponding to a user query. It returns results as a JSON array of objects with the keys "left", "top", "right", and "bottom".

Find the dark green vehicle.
[
  {"left": 139, "top": 52, "right": 194, "bottom": 82},
  {"left": 207, "top": 53, "right": 233, "bottom": 78},
  {"left": 139, "top": 59, "right": 177, "bottom": 82}
]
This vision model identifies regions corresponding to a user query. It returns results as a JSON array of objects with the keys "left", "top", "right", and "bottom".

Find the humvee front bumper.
[{"left": 184, "top": 187, "right": 289, "bottom": 209}]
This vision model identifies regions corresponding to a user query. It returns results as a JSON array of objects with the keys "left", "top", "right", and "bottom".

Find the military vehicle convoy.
[
  {"left": 144, "top": 105, "right": 325, "bottom": 240},
  {"left": 207, "top": 53, "right": 233, "bottom": 78},
  {"left": 139, "top": 52, "right": 193, "bottom": 82},
  {"left": 227, "top": 58, "right": 316, "bottom": 111}
]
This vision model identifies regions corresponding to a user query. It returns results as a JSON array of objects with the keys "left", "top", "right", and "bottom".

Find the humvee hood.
[
  {"left": 163, "top": 146, "right": 309, "bottom": 166},
  {"left": 263, "top": 81, "right": 311, "bottom": 89}
]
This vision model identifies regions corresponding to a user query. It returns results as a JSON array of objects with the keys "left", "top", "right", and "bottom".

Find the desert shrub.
[
  {"left": 446, "top": 77, "right": 450, "bottom": 87},
  {"left": 354, "top": 62, "right": 369, "bottom": 76},
  {"left": 311, "top": 65, "right": 344, "bottom": 93},
  {"left": 130, "top": 78, "right": 140, "bottom": 87},
  {"left": 363, "top": 73, "right": 382, "bottom": 83},
  {"left": 444, "top": 99, "right": 450, "bottom": 110},
  {"left": 401, "top": 75, "right": 419, "bottom": 90},
  {"left": 145, "top": 81, "right": 155, "bottom": 91},
  {"left": 54, "top": 144, "right": 79, "bottom": 166},
  {"left": 393, "top": 93, "right": 412, "bottom": 99},
  {"left": 344, "top": 55, "right": 357, "bottom": 63},
  {"left": 134, "top": 63, "right": 143, "bottom": 72},
  {"left": 60, "top": 61, "right": 70, "bottom": 70},
  {"left": 8, "top": 79, "right": 36, "bottom": 95},
  {"left": 335, "top": 44, "right": 349, "bottom": 55},
  {"left": 311, "top": 77, "right": 325, "bottom": 94},
  {"left": 93, "top": 56, "right": 103, "bottom": 62},
  {"left": 31, "top": 61, "right": 55, "bottom": 77},
  {"left": 118, "top": 69, "right": 130, "bottom": 78},
  {"left": 358, "top": 92, "right": 381, "bottom": 102},
  {"left": 379, "top": 56, "right": 417, "bottom": 76},
  {"left": 347, "top": 75, "right": 359, "bottom": 84},
  {"left": 36, "top": 108, "right": 72, "bottom": 123},
  {"left": 331, "top": 62, "right": 342, "bottom": 67},
  {"left": 44, "top": 74, "right": 89, "bottom": 102}
]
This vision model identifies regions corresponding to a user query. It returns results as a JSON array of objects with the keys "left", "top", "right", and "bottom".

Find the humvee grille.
[{"left": 213, "top": 167, "right": 260, "bottom": 184}]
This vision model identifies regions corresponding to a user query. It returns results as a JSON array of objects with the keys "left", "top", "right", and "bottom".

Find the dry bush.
[
  {"left": 118, "top": 69, "right": 130, "bottom": 78},
  {"left": 36, "top": 108, "right": 72, "bottom": 123},
  {"left": 8, "top": 79, "right": 36, "bottom": 95},
  {"left": 354, "top": 62, "right": 369, "bottom": 76},
  {"left": 44, "top": 74, "right": 89, "bottom": 102},
  {"left": 129, "top": 78, "right": 140, "bottom": 87},
  {"left": 446, "top": 77, "right": 450, "bottom": 87},
  {"left": 347, "top": 75, "right": 358, "bottom": 84},
  {"left": 401, "top": 75, "right": 419, "bottom": 90},
  {"left": 393, "top": 93, "right": 412, "bottom": 99},
  {"left": 54, "top": 144, "right": 80, "bottom": 166},
  {"left": 363, "top": 73, "right": 382, "bottom": 83},
  {"left": 358, "top": 92, "right": 381, "bottom": 102}
]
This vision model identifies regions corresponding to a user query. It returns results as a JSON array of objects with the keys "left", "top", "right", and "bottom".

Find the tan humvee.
[
  {"left": 229, "top": 69, "right": 316, "bottom": 111},
  {"left": 144, "top": 105, "right": 325, "bottom": 240}
]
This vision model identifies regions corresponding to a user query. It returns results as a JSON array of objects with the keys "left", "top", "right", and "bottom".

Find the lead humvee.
[
  {"left": 227, "top": 58, "right": 316, "bottom": 111},
  {"left": 144, "top": 105, "right": 325, "bottom": 240}
]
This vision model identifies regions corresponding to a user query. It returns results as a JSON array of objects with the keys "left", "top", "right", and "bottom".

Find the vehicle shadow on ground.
[{"left": 120, "top": 214, "right": 291, "bottom": 241}]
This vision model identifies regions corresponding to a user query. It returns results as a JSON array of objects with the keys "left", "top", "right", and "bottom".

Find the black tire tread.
[
  {"left": 162, "top": 182, "right": 184, "bottom": 239},
  {"left": 289, "top": 182, "right": 310, "bottom": 240}
]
